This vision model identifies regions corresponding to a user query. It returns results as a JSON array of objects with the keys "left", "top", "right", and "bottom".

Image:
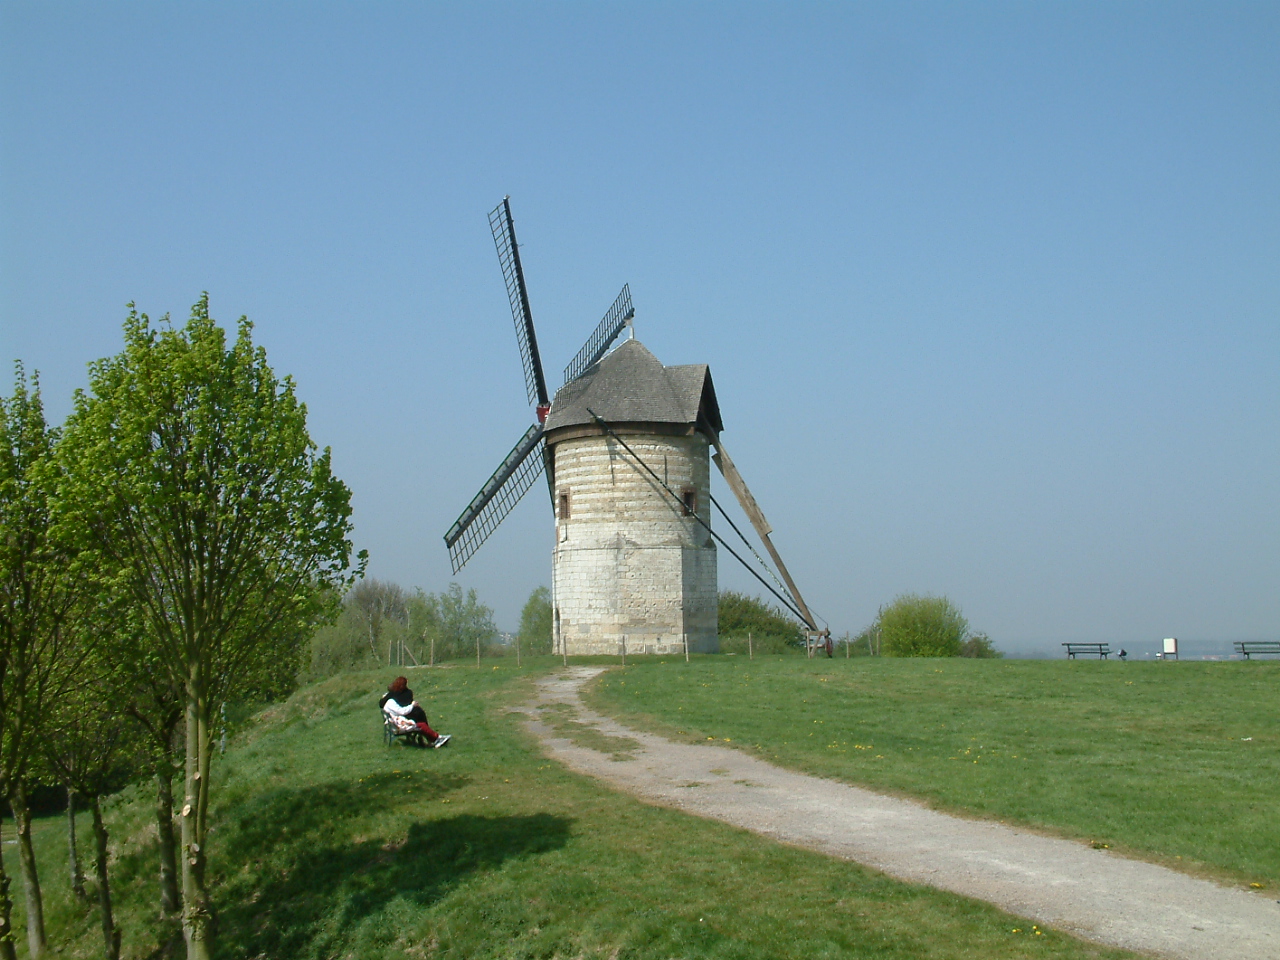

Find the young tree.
[
  {"left": 58, "top": 298, "right": 363, "bottom": 960},
  {"left": 0, "top": 367, "right": 87, "bottom": 960},
  {"left": 404, "top": 588, "right": 441, "bottom": 666},
  {"left": 42, "top": 650, "right": 145, "bottom": 960},
  {"left": 117, "top": 615, "right": 185, "bottom": 917},
  {"left": 517, "top": 587, "right": 552, "bottom": 656},
  {"left": 437, "top": 584, "right": 497, "bottom": 662},
  {"left": 66, "top": 786, "right": 87, "bottom": 901},
  {"left": 347, "top": 579, "right": 407, "bottom": 662}
]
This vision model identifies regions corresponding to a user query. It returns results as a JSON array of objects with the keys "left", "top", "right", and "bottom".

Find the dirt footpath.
[{"left": 518, "top": 666, "right": 1280, "bottom": 960}]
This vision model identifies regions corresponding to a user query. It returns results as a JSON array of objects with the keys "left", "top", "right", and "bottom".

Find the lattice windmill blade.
[
  {"left": 444, "top": 423, "right": 547, "bottom": 573},
  {"left": 489, "top": 197, "right": 550, "bottom": 410},
  {"left": 563, "top": 284, "right": 634, "bottom": 385}
]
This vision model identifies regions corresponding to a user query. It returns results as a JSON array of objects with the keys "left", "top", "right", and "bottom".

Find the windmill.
[{"left": 445, "top": 198, "right": 824, "bottom": 655}]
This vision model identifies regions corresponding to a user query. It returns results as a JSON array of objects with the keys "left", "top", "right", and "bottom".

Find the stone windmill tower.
[
  {"left": 542, "top": 339, "right": 721, "bottom": 654},
  {"left": 445, "top": 199, "right": 822, "bottom": 656}
]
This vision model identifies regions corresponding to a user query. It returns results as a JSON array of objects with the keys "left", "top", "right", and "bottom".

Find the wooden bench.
[
  {"left": 1234, "top": 641, "right": 1280, "bottom": 660},
  {"left": 1063, "top": 642, "right": 1110, "bottom": 659},
  {"left": 383, "top": 711, "right": 431, "bottom": 748}
]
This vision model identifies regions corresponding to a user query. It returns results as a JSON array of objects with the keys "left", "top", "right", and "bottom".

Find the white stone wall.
[{"left": 550, "top": 432, "right": 718, "bottom": 655}]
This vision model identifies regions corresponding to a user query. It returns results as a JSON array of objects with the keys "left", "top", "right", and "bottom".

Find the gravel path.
[{"left": 518, "top": 666, "right": 1280, "bottom": 960}]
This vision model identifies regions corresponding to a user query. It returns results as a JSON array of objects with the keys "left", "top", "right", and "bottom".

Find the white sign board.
[{"left": 1163, "top": 637, "right": 1178, "bottom": 656}]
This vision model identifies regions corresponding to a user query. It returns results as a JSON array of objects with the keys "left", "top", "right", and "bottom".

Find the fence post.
[
  {"left": 621, "top": 634, "right": 626, "bottom": 667},
  {"left": 748, "top": 631, "right": 753, "bottom": 660},
  {"left": 430, "top": 637, "right": 435, "bottom": 667},
  {"left": 684, "top": 633, "right": 689, "bottom": 663},
  {"left": 516, "top": 634, "right": 521, "bottom": 668}
]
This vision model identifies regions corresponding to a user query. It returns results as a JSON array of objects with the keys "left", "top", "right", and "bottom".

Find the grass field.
[
  {"left": 12, "top": 659, "right": 1144, "bottom": 959},
  {"left": 585, "top": 656, "right": 1280, "bottom": 889}
]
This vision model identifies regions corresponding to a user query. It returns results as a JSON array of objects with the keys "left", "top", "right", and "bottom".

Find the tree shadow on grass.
[
  {"left": 213, "top": 774, "right": 572, "bottom": 958},
  {"left": 218, "top": 768, "right": 471, "bottom": 862}
]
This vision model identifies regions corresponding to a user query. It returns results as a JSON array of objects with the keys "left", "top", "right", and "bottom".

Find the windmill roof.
[{"left": 544, "top": 339, "right": 723, "bottom": 436}]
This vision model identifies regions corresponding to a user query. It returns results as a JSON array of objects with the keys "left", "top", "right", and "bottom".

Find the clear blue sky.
[{"left": 2, "top": 2, "right": 1277, "bottom": 654}]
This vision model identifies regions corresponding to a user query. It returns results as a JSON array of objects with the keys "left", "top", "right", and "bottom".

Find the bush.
[
  {"left": 718, "top": 591, "right": 805, "bottom": 654},
  {"left": 877, "top": 594, "right": 968, "bottom": 658},
  {"left": 959, "top": 633, "right": 1003, "bottom": 658}
]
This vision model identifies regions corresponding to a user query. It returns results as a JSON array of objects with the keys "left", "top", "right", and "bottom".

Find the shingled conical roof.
[{"left": 544, "top": 339, "right": 723, "bottom": 436}]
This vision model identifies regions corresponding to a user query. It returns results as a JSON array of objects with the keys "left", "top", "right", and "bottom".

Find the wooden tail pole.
[{"left": 708, "top": 429, "right": 818, "bottom": 631}]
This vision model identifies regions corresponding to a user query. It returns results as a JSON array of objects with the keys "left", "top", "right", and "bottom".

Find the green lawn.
[
  {"left": 15, "top": 659, "right": 1141, "bottom": 959},
  {"left": 585, "top": 656, "right": 1280, "bottom": 889}
]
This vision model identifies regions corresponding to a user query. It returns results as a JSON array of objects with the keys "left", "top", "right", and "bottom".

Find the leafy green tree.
[
  {"left": 0, "top": 367, "right": 89, "bottom": 960},
  {"left": 876, "top": 594, "right": 968, "bottom": 657},
  {"left": 717, "top": 591, "right": 803, "bottom": 654},
  {"left": 517, "top": 587, "right": 552, "bottom": 656},
  {"left": 57, "top": 298, "right": 363, "bottom": 960}
]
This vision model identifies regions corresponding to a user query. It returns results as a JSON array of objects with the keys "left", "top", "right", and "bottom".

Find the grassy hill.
[
  {"left": 15, "top": 660, "right": 1144, "bottom": 959},
  {"left": 587, "top": 656, "right": 1280, "bottom": 889}
]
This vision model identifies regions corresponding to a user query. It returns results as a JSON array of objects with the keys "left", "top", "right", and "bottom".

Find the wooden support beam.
[{"left": 707, "top": 429, "right": 817, "bottom": 631}]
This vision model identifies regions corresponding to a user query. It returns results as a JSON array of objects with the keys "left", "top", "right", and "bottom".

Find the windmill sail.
[
  {"left": 489, "top": 198, "right": 550, "bottom": 408},
  {"left": 445, "top": 423, "right": 547, "bottom": 573},
  {"left": 563, "top": 284, "right": 634, "bottom": 385}
]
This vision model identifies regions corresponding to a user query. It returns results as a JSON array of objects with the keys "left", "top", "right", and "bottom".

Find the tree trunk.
[
  {"left": 89, "top": 797, "right": 120, "bottom": 960},
  {"left": 11, "top": 781, "right": 47, "bottom": 959},
  {"left": 0, "top": 813, "right": 18, "bottom": 960},
  {"left": 155, "top": 768, "right": 181, "bottom": 914},
  {"left": 68, "top": 786, "right": 87, "bottom": 900},
  {"left": 180, "top": 670, "right": 214, "bottom": 960}
]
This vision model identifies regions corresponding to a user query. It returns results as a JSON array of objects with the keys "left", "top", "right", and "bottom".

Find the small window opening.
[
  {"left": 682, "top": 488, "right": 697, "bottom": 517},
  {"left": 558, "top": 491, "right": 571, "bottom": 519}
]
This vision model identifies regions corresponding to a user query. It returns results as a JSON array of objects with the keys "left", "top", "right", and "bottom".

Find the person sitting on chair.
[{"left": 380, "top": 676, "right": 450, "bottom": 748}]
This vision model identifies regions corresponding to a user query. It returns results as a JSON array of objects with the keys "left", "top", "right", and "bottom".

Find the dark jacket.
[{"left": 379, "top": 688, "right": 414, "bottom": 710}]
